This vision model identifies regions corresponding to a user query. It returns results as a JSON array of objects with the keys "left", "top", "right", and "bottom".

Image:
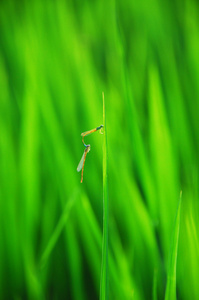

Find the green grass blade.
[
  {"left": 64, "top": 220, "right": 87, "bottom": 300},
  {"left": 100, "top": 92, "right": 109, "bottom": 300},
  {"left": 39, "top": 189, "right": 78, "bottom": 269},
  {"left": 153, "top": 269, "right": 158, "bottom": 300},
  {"left": 165, "top": 192, "right": 182, "bottom": 300}
]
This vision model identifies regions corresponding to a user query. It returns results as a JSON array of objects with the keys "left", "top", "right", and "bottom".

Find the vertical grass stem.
[{"left": 100, "top": 92, "right": 109, "bottom": 300}]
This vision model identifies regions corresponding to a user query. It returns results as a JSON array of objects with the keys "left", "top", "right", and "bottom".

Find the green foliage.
[
  {"left": 0, "top": 0, "right": 199, "bottom": 299},
  {"left": 165, "top": 193, "right": 182, "bottom": 300}
]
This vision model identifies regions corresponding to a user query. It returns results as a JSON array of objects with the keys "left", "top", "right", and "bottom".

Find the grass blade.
[
  {"left": 153, "top": 269, "right": 158, "bottom": 300},
  {"left": 100, "top": 92, "right": 109, "bottom": 300},
  {"left": 39, "top": 190, "right": 78, "bottom": 269},
  {"left": 165, "top": 192, "right": 182, "bottom": 300}
]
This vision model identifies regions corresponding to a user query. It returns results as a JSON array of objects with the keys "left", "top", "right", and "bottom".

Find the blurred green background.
[{"left": 1, "top": 0, "right": 199, "bottom": 299}]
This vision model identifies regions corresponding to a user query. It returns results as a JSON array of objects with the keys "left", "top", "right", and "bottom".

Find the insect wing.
[{"left": 77, "top": 150, "right": 86, "bottom": 172}]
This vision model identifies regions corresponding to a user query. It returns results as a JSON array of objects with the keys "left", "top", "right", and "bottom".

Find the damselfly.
[
  {"left": 77, "top": 144, "right": 91, "bottom": 183},
  {"left": 77, "top": 124, "right": 103, "bottom": 183},
  {"left": 81, "top": 125, "right": 103, "bottom": 145}
]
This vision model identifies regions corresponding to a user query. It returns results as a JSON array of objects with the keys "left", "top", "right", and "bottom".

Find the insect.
[
  {"left": 77, "top": 125, "right": 103, "bottom": 183},
  {"left": 81, "top": 125, "right": 103, "bottom": 145},
  {"left": 77, "top": 144, "right": 91, "bottom": 183}
]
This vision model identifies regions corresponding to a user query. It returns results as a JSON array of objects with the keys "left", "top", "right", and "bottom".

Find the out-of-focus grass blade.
[
  {"left": 110, "top": 219, "right": 142, "bottom": 300},
  {"left": 40, "top": 190, "right": 78, "bottom": 268},
  {"left": 76, "top": 194, "right": 102, "bottom": 291},
  {"left": 165, "top": 192, "right": 182, "bottom": 300},
  {"left": 100, "top": 92, "right": 109, "bottom": 300},
  {"left": 149, "top": 62, "right": 178, "bottom": 256},
  {"left": 64, "top": 220, "right": 87, "bottom": 300},
  {"left": 153, "top": 269, "right": 158, "bottom": 300},
  {"left": 119, "top": 40, "right": 157, "bottom": 220}
]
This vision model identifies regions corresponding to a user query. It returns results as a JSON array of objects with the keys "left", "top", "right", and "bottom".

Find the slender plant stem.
[{"left": 100, "top": 92, "right": 109, "bottom": 300}]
